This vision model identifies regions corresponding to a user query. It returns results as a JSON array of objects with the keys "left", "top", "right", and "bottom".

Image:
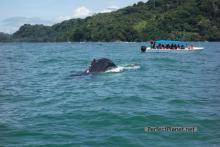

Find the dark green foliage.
[
  {"left": 6, "top": 0, "right": 220, "bottom": 42},
  {"left": 70, "top": 29, "right": 85, "bottom": 41},
  {"left": 0, "top": 32, "right": 12, "bottom": 42},
  {"left": 13, "top": 24, "right": 52, "bottom": 42}
]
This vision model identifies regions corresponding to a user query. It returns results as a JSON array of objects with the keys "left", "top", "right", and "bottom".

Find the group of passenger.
[
  {"left": 150, "top": 41, "right": 193, "bottom": 50},
  {"left": 156, "top": 44, "right": 185, "bottom": 49}
]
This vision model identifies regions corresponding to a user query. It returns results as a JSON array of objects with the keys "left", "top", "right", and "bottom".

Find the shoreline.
[{"left": 0, "top": 40, "right": 218, "bottom": 43}]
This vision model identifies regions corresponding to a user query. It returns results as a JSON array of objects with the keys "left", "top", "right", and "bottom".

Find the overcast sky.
[{"left": 0, "top": 0, "right": 148, "bottom": 33}]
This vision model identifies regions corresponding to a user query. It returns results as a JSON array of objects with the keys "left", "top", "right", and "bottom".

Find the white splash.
[{"left": 105, "top": 64, "right": 140, "bottom": 73}]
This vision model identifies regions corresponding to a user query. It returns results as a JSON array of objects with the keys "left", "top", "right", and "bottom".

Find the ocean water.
[{"left": 0, "top": 42, "right": 220, "bottom": 147}]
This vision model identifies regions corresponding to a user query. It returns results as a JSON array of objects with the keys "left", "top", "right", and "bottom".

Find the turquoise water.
[{"left": 0, "top": 42, "right": 220, "bottom": 147}]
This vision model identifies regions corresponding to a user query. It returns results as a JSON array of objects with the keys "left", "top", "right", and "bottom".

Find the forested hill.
[{"left": 3, "top": 0, "right": 220, "bottom": 42}]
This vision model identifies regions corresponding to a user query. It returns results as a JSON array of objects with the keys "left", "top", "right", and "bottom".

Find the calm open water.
[{"left": 0, "top": 42, "right": 220, "bottom": 147}]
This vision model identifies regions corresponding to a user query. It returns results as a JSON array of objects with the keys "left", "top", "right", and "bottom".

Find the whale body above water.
[{"left": 86, "top": 58, "right": 117, "bottom": 73}]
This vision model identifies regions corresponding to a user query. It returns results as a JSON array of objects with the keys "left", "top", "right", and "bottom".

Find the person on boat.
[
  {"left": 158, "top": 44, "right": 162, "bottom": 49},
  {"left": 181, "top": 45, "right": 185, "bottom": 49},
  {"left": 174, "top": 44, "right": 177, "bottom": 49},
  {"left": 151, "top": 41, "right": 156, "bottom": 49},
  {"left": 171, "top": 44, "right": 174, "bottom": 49},
  {"left": 186, "top": 44, "right": 192, "bottom": 49},
  {"left": 150, "top": 41, "right": 154, "bottom": 48}
]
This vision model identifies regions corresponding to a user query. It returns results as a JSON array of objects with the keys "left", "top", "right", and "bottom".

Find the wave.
[
  {"left": 69, "top": 64, "right": 141, "bottom": 76},
  {"left": 39, "top": 58, "right": 61, "bottom": 64},
  {"left": 105, "top": 64, "right": 140, "bottom": 73}
]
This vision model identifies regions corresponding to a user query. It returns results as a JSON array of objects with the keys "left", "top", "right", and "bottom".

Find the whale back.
[{"left": 88, "top": 58, "right": 117, "bottom": 73}]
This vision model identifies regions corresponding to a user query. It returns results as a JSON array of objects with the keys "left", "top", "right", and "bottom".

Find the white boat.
[
  {"left": 141, "top": 40, "right": 204, "bottom": 53},
  {"left": 144, "top": 47, "right": 204, "bottom": 53}
]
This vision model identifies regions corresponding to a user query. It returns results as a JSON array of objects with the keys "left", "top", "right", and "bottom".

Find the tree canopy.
[{"left": 1, "top": 0, "right": 220, "bottom": 42}]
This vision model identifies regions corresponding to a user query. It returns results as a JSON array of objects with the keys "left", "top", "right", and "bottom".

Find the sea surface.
[{"left": 0, "top": 42, "right": 220, "bottom": 147}]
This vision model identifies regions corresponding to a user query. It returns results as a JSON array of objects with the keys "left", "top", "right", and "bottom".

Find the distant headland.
[{"left": 0, "top": 0, "right": 219, "bottom": 42}]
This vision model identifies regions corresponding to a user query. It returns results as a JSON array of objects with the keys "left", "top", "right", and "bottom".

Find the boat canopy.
[{"left": 155, "top": 40, "right": 189, "bottom": 45}]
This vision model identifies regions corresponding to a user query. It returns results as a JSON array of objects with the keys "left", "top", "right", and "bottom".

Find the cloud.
[
  {"left": 73, "top": 6, "right": 92, "bottom": 18},
  {"left": 55, "top": 6, "right": 92, "bottom": 22},
  {"left": 99, "top": 5, "right": 119, "bottom": 13},
  {"left": 0, "top": 17, "right": 53, "bottom": 33},
  {"left": 0, "top": 6, "right": 120, "bottom": 33},
  {"left": 56, "top": 16, "right": 72, "bottom": 22},
  {"left": 56, "top": 5, "right": 119, "bottom": 22}
]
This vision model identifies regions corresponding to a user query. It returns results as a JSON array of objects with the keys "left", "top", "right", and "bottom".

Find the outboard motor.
[{"left": 141, "top": 46, "right": 146, "bottom": 52}]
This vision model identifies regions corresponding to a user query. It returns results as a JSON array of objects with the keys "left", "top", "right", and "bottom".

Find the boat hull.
[{"left": 144, "top": 47, "right": 204, "bottom": 53}]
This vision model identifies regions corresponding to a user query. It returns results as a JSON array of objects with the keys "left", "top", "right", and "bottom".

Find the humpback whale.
[{"left": 85, "top": 58, "right": 117, "bottom": 73}]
